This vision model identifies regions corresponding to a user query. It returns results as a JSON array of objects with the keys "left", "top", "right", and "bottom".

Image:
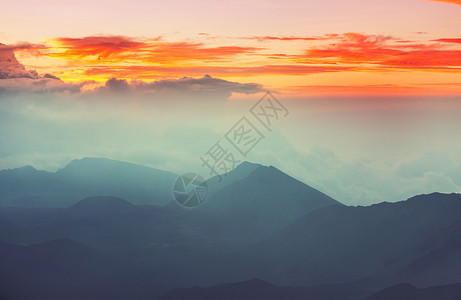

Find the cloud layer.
[
  {"left": 0, "top": 43, "right": 39, "bottom": 79},
  {"left": 5, "top": 32, "right": 460, "bottom": 86},
  {"left": 292, "top": 33, "right": 461, "bottom": 69},
  {"left": 0, "top": 42, "right": 265, "bottom": 98},
  {"left": 46, "top": 35, "right": 261, "bottom": 64}
]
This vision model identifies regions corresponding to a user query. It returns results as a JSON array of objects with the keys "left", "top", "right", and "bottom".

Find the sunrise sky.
[
  {"left": 1, "top": 0, "right": 461, "bottom": 97},
  {"left": 1, "top": 0, "right": 461, "bottom": 205}
]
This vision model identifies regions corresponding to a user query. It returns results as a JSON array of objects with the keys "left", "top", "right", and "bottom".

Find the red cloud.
[
  {"left": 425, "top": 0, "right": 461, "bottom": 4},
  {"left": 14, "top": 33, "right": 461, "bottom": 83},
  {"left": 41, "top": 34, "right": 461, "bottom": 72},
  {"left": 50, "top": 36, "right": 147, "bottom": 59},
  {"left": 47, "top": 35, "right": 262, "bottom": 64},
  {"left": 432, "top": 38, "right": 461, "bottom": 44},
  {"left": 297, "top": 33, "right": 461, "bottom": 68}
]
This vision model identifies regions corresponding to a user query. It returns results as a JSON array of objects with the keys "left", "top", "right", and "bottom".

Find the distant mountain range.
[
  {"left": 0, "top": 158, "right": 460, "bottom": 299},
  {"left": 0, "top": 159, "right": 339, "bottom": 250},
  {"left": 364, "top": 282, "right": 461, "bottom": 300},
  {"left": 254, "top": 193, "right": 461, "bottom": 288},
  {"left": 156, "top": 278, "right": 461, "bottom": 300},
  {"left": 185, "top": 162, "right": 339, "bottom": 243},
  {"left": 0, "top": 157, "right": 177, "bottom": 206},
  {"left": 156, "top": 278, "right": 373, "bottom": 300}
]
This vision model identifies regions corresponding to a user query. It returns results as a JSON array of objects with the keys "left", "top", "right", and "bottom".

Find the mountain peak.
[
  {"left": 407, "top": 192, "right": 460, "bottom": 201},
  {"left": 227, "top": 161, "right": 265, "bottom": 177},
  {"left": 400, "top": 193, "right": 461, "bottom": 209},
  {"left": 192, "top": 160, "right": 339, "bottom": 243},
  {"left": 235, "top": 161, "right": 264, "bottom": 170},
  {"left": 206, "top": 161, "right": 263, "bottom": 192}
]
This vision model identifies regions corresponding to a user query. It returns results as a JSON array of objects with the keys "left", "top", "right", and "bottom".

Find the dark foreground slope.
[
  {"left": 156, "top": 278, "right": 373, "bottom": 300},
  {"left": 364, "top": 282, "right": 461, "bottom": 300},
  {"left": 254, "top": 193, "right": 461, "bottom": 288}
]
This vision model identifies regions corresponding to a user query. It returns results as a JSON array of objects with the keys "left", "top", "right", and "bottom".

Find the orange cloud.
[
  {"left": 432, "top": 38, "right": 461, "bottom": 44},
  {"left": 425, "top": 0, "right": 461, "bottom": 4},
  {"left": 49, "top": 36, "right": 147, "bottom": 59},
  {"left": 45, "top": 35, "right": 263, "bottom": 65},
  {"left": 11, "top": 32, "right": 461, "bottom": 97},
  {"left": 37, "top": 33, "right": 461, "bottom": 77},
  {"left": 296, "top": 33, "right": 461, "bottom": 69}
]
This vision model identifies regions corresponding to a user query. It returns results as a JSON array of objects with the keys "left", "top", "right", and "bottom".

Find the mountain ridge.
[
  {"left": 155, "top": 278, "right": 373, "bottom": 300},
  {"left": 0, "top": 157, "right": 178, "bottom": 207}
]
